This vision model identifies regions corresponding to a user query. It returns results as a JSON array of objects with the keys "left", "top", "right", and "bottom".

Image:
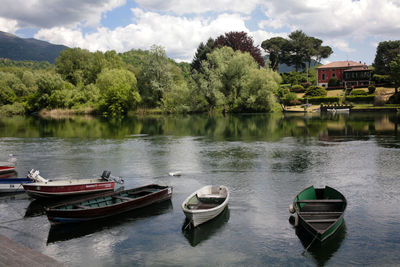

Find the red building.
[{"left": 317, "top": 61, "right": 372, "bottom": 88}]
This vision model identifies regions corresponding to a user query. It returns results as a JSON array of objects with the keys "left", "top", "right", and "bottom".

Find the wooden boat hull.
[
  {"left": 23, "top": 179, "right": 115, "bottom": 199},
  {"left": 182, "top": 185, "right": 229, "bottom": 227},
  {"left": 0, "top": 178, "right": 32, "bottom": 193},
  {"left": 293, "top": 186, "right": 346, "bottom": 242},
  {"left": 46, "top": 184, "right": 172, "bottom": 224}
]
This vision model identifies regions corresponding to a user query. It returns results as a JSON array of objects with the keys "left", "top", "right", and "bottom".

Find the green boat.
[{"left": 291, "top": 186, "right": 347, "bottom": 242}]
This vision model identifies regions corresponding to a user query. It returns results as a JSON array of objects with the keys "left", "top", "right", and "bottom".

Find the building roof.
[
  {"left": 343, "top": 66, "right": 372, "bottom": 72},
  {"left": 317, "top": 61, "right": 366, "bottom": 69}
]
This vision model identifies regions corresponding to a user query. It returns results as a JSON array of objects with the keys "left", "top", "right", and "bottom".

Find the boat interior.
[
  {"left": 186, "top": 190, "right": 227, "bottom": 210},
  {"left": 57, "top": 187, "right": 163, "bottom": 210},
  {"left": 296, "top": 187, "right": 345, "bottom": 233}
]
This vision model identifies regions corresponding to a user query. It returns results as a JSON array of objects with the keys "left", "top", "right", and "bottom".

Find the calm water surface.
[{"left": 0, "top": 113, "right": 400, "bottom": 266}]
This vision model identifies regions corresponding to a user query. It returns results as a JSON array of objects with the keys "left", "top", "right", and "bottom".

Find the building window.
[
  {"left": 322, "top": 74, "right": 326, "bottom": 80},
  {"left": 332, "top": 73, "right": 336, "bottom": 78}
]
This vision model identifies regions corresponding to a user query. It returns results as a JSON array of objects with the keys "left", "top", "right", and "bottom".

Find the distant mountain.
[
  {"left": 264, "top": 55, "right": 321, "bottom": 73},
  {"left": 0, "top": 31, "right": 68, "bottom": 63}
]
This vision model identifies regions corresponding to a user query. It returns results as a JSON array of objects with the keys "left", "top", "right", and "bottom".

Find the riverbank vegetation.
[
  {"left": 0, "top": 31, "right": 283, "bottom": 117},
  {"left": 0, "top": 31, "right": 399, "bottom": 117}
]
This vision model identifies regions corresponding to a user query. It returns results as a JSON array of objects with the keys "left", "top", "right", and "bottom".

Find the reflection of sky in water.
[{"left": 0, "top": 113, "right": 400, "bottom": 266}]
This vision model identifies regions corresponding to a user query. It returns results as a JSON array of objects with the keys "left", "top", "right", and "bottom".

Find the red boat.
[
  {"left": 23, "top": 169, "right": 123, "bottom": 199},
  {"left": 45, "top": 184, "right": 173, "bottom": 224},
  {"left": 0, "top": 155, "right": 17, "bottom": 175}
]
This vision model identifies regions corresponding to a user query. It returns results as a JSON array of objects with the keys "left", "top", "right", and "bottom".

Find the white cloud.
[
  {"left": 135, "top": 0, "right": 259, "bottom": 15},
  {"left": 0, "top": 18, "right": 19, "bottom": 33},
  {"left": 325, "top": 39, "right": 355, "bottom": 53},
  {"left": 0, "top": 0, "right": 125, "bottom": 28},
  {"left": 259, "top": 0, "right": 400, "bottom": 40},
  {"left": 36, "top": 9, "right": 275, "bottom": 62}
]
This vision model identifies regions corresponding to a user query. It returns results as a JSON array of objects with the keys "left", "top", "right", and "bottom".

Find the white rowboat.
[{"left": 182, "top": 185, "right": 229, "bottom": 227}]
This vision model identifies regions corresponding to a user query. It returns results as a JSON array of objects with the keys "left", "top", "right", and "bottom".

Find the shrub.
[
  {"left": 328, "top": 77, "right": 339, "bottom": 87},
  {"left": 303, "top": 96, "right": 340, "bottom": 105},
  {"left": 372, "top": 74, "right": 390, "bottom": 84},
  {"left": 350, "top": 89, "right": 368, "bottom": 96},
  {"left": 277, "top": 87, "right": 290, "bottom": 98},
  {"left": 368, "top": 85, "right": 376, "bottom": 94},
  {"left": 345, "top": 95, "right": 375, "bottom": 103},
  {"left": 0, "top": 102, "right": 26, "bottom": 116},
  {"left": 282, "top": 92, "right": 300, "bottom": 106},
  {"left": 304, "top": 86, "right": 327, "bottom": 97},
  {"left": 291, "top": 84, "right": 305, "bottom": 92}
]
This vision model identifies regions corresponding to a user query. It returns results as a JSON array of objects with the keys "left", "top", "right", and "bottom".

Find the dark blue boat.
[{"left": 0, "top": 178, "right": 33, "bottom": 193}]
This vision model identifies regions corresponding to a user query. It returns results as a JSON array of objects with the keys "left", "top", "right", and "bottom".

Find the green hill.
[{"left": 0, "top": 31, "right": 68, "bottom": 63}]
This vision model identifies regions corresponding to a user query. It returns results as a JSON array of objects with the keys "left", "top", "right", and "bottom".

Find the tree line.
[{"left": 1, "top": 29, "right": 399, "bottom": 117}]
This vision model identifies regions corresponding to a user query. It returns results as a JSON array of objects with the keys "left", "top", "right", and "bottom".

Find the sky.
[{"left": 0, "top": 0, "right": 400, "bottom": 65}]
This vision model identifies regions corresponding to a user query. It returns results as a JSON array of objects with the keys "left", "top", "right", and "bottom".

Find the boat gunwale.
[
  {"left": 293, "top": 185, "right": 347, "bottom": 238},
  {"left": 23, "top": 178, "right": 112, "bottom": 187},
  {"left": 181, "top": 185, "right": 230, "bottom": 214},
  {"left": 46, "top": 184, "right": 171, "bottom": 212}
]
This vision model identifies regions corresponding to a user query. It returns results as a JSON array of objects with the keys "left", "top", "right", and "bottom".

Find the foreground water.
[{"left": 0, "top": 113, "right": 400, "bottom": 266}]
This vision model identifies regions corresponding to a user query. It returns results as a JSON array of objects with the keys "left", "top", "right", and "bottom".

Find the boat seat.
[
  {"left": 75, "top": 204, "right": 89, "bottom": 209},
  {"left": 296, "top": 199, "right": 344, "bottom": 203},
  {"left": 305, "top": 219, "right": 337, "bottom": 223},
  {"left": 113, "top": 195, "right": 132, "bottom": 201},
  {"left": 299, "top": 211, "right": 342, "bottom": 215},
  {"left": 186, "top": 203, "right": 219, "bottom": 210},
  {"left": 198, "top": 194, "right": 224, "bottom": 199}
]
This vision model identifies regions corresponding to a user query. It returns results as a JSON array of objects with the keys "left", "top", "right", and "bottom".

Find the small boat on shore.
[
  {"left": 0, "top": 155, "right": 17, "bottom": 175},
  {"left": 45, "top": 184, "right": 173, "bottom": 224},
  {"left": 23, "top": 169, "right": 123, "bottom": 199},
  {"left": 182, "top": 185, "right": 229, "bottom": 227},
  {"left": 290, "top": 185, "right": 347, "bottom": 242},
  {"left": 0, "top": 177, "right": 33, "bottom": 193}
]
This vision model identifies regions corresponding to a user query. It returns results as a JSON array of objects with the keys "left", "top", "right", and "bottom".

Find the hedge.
[
  {"left": 290, "top": 84, "right": 305, "bottom": 92},
  {"left": 345, "top": 95, "right": 375, "bottom": 103},
  {"left": 302, "top": 96, "right": 340, "bottom": 104}
]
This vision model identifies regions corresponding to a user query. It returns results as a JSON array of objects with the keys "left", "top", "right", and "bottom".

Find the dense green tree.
[
  {"left": 193, "top": 47, "right": 280, "bottom": 112},
  {"left": 261, "top": 30, "right": 332, "bottom": 71},
  {"left": 0, "top": 79, "right": 17, "bottom": 105},
  {"left": 119, "top": 49, "right": 149, "bottom": 76},
  {"left": 138, "top": 45, "right": 172, "bottom": 107},
  {"left": 161, "top": 83, "right": 191, "bottom": 113},
  {"left": 191, "top": 38, "right": 216, "bottom": 72},
  {"left": 96, "top": 68, "right": 141, "bottom": 116},
  {"left": 373, "top": 40, "right": 400, "bottom": 74},
  {"left": 261, "top": 37, "right": 290, "bottom": 71},
  {"left": 28, "top": 72, "right": 66, "bottom": 110},
  {"left": 55, "top": 48, "right": 92, "bottom": 85},
  {"left": 0, "top": 72, "right": 28, "bottom": 97},
  {"left": 240, "top": 68, "right": 281, "bottom": 112},
  {"left": 286, "top": 30, "right": 309, "bottom": 71},
  {"left": 389, "top": 54, "right": 400, "bottom": 93}
]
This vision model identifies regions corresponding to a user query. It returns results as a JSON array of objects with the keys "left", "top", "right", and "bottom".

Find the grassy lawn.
[
  {"left": 295, "top": 87, "right": 396, "bottom": 99},
  {"left": 288, "top": 86, "right": 399, "bottom": 111}
]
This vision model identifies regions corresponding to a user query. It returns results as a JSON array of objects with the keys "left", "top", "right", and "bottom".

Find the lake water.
[{"left": 0, "top": 113, "right": 400, "bottom": 266}]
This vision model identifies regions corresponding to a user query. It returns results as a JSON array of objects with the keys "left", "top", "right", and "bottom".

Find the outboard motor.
[
  {"left": 101, "top": 170, "right": 111, "bottom": 179},
  {"left": 101, "top": 170, "right": 124, "bottom": 184},
  {"left": 27, "top": 169, "right": 49, "bottom": 183}
]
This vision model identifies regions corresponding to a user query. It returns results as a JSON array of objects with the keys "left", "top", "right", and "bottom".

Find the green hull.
[{"left": 294, "top": 186, "right": 347, "bottom": 242}]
